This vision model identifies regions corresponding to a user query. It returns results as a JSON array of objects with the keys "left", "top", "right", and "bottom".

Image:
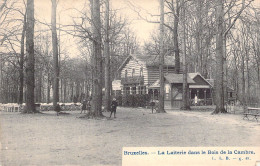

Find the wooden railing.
[{"left": 0, "top": 103, "right": 82, "bottom": 112}]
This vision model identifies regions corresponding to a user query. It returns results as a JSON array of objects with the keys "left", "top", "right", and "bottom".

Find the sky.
[
  {"left": 34, "top": 0, "right": 160, "bottom": 57},
  {"left": 15, "top": 0, "right": 260, "bottom": 58}
]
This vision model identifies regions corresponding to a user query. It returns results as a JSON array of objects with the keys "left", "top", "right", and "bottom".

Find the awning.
[
  {"left": 164, "top": 74, "right": 195, "bottom": 84},
  {"left": 189, "top": 85, "right": 211, "bottom": 89},
  {"left": 148, "top": 79, "right": 160, "bottom": 89}
]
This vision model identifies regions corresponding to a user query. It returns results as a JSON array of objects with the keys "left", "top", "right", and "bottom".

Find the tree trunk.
[
  {"left": 241, "top": 50, "right": 246, "bottom": 110},
  {"left": 223, "top": 37, "right": 228, "bottom": 103},
  {"left": 19, "top": 13, "right": 26, "bottom": 104},
  {"left": 51, "top": 0, "right": 59, "bottom": 111},
  {"left": 0, "top": 57, "right": 3, "bottom": 103},
  {"left": 246, "top": 49, "right": 250, "bottom": 104},
  {"left": 173, "top": 0, "right": 180, "bottom": 74},
  {"left": 212, "top": 0, "right": 226, "bottom": 114},
  {"left": 104, "top": 0, "right": 111, "bottom": 112},
  {"left": 181, "top": 0, "right": 190, "bottom": 110},
  {"left": 25, "top": 0, "right": 36, "bottom": 113},
  {"left": 158, "top": 0, "right": 166, "bottom": 113},
  {"left": 63, "top": 78, "right": 67, "bottom": 102},
  {"left": 92, "top": 0, "right": 103, "bottom": 117},
  {"left": 47, "top": 72, "right": 51, "bottom": 104}
]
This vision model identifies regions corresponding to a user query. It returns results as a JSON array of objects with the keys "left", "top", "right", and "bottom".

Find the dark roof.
[
  {"left": 165, "top": 74, "right": 195, "bottom": 84},
  {"left": 134, "top": 54, "right": 175, "bottom": 66},
  {"left": 188, "top": 73, "right": 213, "bottom": 87},
  {"left": 118, "top": 54, "right": 176, "bottom": 72},
  {"left": 148, "top": 74, "right": 195, "bottom": 89}
]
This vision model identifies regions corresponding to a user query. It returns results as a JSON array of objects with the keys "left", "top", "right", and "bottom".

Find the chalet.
[
  {"left": 116, "top": 54, "right": 178, "bottom": 95},
  {"left": 113, "top": 54, "right": 235, "bottom": 108},
  {"left": 114, "top": 54, "right": 195, "bottom": 108}
]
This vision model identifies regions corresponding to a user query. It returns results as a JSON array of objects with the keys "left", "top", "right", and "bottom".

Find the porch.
[{"left": 189, "top": 85, "right": 213, "bottom": 106}]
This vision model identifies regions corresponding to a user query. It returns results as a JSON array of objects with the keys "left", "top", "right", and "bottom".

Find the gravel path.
[{"left": 1, "top": 107, "right": 259, "bottom": 166}]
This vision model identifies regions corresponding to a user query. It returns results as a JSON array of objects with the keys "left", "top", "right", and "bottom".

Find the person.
[
  {"left": 194, "top": 95, "right": 198, "bottom": 106},
  {"left": 87, "top": 98, "right": 91, "bottom": 112},
  {"left": 110, "top": 98, "right": 118, "bottom": 118},
  {"left": 81, "top": 99, "right": 87, "bottom": 114}
]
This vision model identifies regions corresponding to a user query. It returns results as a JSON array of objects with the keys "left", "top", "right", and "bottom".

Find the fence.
[{"left": 0, "top": 103, "right": 82, "bottom": 112}]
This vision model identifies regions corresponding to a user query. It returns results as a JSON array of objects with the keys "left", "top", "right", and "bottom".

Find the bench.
[{"left": 243, "top": 107, "right": 260, "bottom": 122}]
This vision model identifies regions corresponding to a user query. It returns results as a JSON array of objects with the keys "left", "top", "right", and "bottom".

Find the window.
[
  {"left": 140, "top": 67, "right": 143, "bottom": 76},
  {"left": 132, "top": 68, "right": 135, "bottom": 77},
  {"left": 125, "top": 69, "right": 127, "bottom": 78}
]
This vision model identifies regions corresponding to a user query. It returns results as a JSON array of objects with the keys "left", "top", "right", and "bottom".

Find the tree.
[
  {"left": 158, "top": 0, "right": 166, "bottom": 113},
  {"left": 25, "top": 0, "right": 35, "bottom": 113},
  {"left": 51, "top": 0, "right": 59, "bottom": 112},
  {"left": 92, "top": 0, "right": 103, "bottom": 117},
  {"left": 181, "top": 0, "right": 190, "bottom": 110},
  {"left": 104, "top": 0, "right": 111, "bottom": 112},
  {"left": 213, "top": 0, "right": 251, "bottom": 114},
  {"left": 213, "top": 0, "right": 226, "bottom": 114},
  {"left": 164, "top": 0, "right": 181, "bottom": 74},
  {"left": 18, "top": 9, "right": 26, "bottom": 104}
]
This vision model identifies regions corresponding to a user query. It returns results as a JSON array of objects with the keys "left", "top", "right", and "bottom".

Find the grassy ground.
[{"left": 0, "top": 106, "right": 260, "bottom": 166}]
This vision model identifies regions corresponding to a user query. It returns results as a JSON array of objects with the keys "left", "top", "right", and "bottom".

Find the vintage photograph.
[{"left": 0, "top": 0, "right": 260, "bottom": 165}]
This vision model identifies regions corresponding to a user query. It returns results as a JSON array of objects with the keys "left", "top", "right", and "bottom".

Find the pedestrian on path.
[
  {"left": 110, "top": 98, "right": 118, "bottom": 118},
  {"left": 81, "top": 99, "right": 87, "bottom": 114}
]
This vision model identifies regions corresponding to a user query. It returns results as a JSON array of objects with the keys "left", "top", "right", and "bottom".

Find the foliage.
[{"left": 122, "top": 94, "right": 150, "bottom": 107}]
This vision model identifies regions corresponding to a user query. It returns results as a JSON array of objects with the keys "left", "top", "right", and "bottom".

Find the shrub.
[{"left": 122, "top": 94, "right": 151, "bottom": 107}]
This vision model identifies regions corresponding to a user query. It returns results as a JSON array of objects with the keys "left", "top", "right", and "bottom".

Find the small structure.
[
  {"left": 188, "top": 73, "right": 213, "bottom": 105},
  {"left": 148, "top": 74, "right": 195, "bottom": 108},
  {"left": 206, "top": 79, "right": 237, "bottom": 104},
  {"left": 226, "top": 87, "right": 236, "bottom": 104}
]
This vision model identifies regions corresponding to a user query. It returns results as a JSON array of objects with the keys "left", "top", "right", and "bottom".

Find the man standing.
[
  {"left": 81, "top": 99, "right": 87, "bottom": 114},
  {"left": 110, "top": 98, "right": 118, "bottom": 118}
]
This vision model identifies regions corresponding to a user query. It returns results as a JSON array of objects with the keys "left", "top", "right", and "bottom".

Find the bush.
[
  {"left": 115, "top": 95, "right": 122, "bottom": 106},
  {"left": 122, "top": 94, "right": 151, "bottom": 107}
]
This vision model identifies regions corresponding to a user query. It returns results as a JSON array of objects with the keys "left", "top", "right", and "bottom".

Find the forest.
[{"left": 0, "top": 0, "right": 259, "bottom": 115}]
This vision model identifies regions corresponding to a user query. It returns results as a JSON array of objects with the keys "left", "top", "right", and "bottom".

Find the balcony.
[{"left": 121, "top": 76, "right": 144, "bottom": 85}]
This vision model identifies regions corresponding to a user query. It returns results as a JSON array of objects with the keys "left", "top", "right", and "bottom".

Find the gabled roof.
[
  {"left": 149, "top": 74, "right": 195, "bottom": 89},
  {"left": 149, "top": 79, "right": 160, "bottom": 88},
  {"left": 188, "top": 73, "right": 213, "bottom": 87},
  {"left": 134, "top": 54, "right": 175, "bottom": 66},
  {"left": 117, "top": 54, "right": 175, "bottom": 72},
  {"left": 165, "top": 73, "right": 195, "bottom": 84}
]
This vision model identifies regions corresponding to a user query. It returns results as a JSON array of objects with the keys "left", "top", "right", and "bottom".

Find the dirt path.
[{"left": 0, "top": 107, "right": 259, "bottom": 166}]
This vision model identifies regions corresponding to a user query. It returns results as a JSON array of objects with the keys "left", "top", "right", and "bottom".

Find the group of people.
[{"left": 81, "top": 98, "right": 118, "bottom": 118}]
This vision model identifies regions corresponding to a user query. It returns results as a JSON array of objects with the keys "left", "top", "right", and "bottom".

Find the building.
[
  {"left": 148, "top": 73, "right": 195, "bottom": 108},
  {"left": 188, "top": 73, "right": 213, "bottom": 105},
  {"left": 113, "top": 54, "right": 235, "bottom": 108},
  {"left": 115, "top": 54, "right": 180, "bottom": 95}
]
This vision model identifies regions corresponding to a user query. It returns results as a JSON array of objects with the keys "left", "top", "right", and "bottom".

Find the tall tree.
[
  {"left": 213, "top": 0, "right": 225, "bottom": 114},
  {"left": 25, "top": 0, "right": 35, "bottom": 113},
  {"left": 213, "top": 0, "right": 249, "bottom": 114},
  {"left": 158, "top": 0, "right": 166, "bottom": 113},
  {"left": 51, "top": 0, "right": 59, "bottom": 112},
  {"left": 18, "top": 11, "right": 26, "bottom": 104},
  {"left": 92, "top": 0, "right": 103, "bottom": 117},
  {"left": 172, "top": 0, "right": 180, "bottom": 74},
  {"left": 181, "top": 0, "right": 190, "bottom": 110},
  {"left": 104, "top": 0, "right": 111, "bottom": 112}
]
